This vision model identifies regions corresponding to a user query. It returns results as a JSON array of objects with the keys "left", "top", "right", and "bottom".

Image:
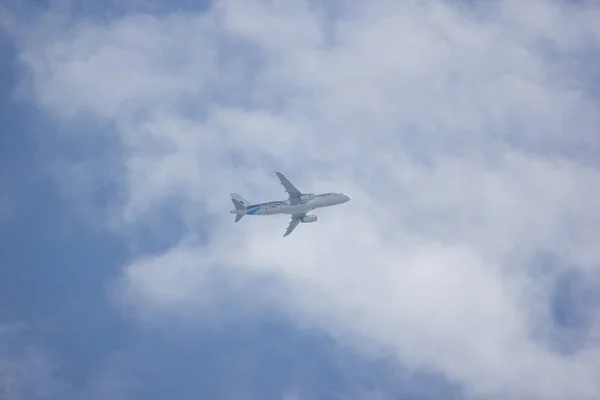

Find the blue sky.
[{"left": 1, "top": 1, "right": 600, "bottom": 399}]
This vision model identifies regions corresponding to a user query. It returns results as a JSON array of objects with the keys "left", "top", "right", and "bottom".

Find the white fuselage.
[{"left": 230, "top": 193, "right": 351, "bottom": 216}]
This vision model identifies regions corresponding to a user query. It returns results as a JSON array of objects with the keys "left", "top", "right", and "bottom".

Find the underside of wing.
[
  {"left": 275, "top": 172, "right": 302, "bottom": 205},
  {"left": 283, "top": 213, "right": 306, "bottom": 237}
]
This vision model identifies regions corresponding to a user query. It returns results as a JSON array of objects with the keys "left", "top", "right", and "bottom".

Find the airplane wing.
[
  {"left": 283, "top": 213, "right": 306, "bottom": 237},
  {"left": 275, "top": 172, "right": 302, "bottom": 205}
]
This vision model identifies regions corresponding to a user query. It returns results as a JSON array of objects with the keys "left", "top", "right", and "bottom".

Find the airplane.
[{"left": 229, "top": 172, "right": 351, "bottom": 237}]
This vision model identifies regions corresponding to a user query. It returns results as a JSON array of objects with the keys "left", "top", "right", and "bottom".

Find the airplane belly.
[
  {"left": 250, "top": 203, "right": 290, "bottom": 215},
  {"left": 302, "top": 201, "right": 316, "bottom": 211},
  {"left": 280, "top": 205, "right": 296, "bottom": 214},
  {"left": 247, "top": 199, "right": 321, "bottom": 216},
  {"left": 258, "top": 208, "right": 279, "bottom": 215}
]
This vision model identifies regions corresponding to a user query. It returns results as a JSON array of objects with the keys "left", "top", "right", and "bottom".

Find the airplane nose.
[{"left": 344, "top": 194, "right": 351, "bottom": 202}]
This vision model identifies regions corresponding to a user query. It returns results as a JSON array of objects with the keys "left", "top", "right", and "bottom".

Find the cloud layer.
[{"left": 5, "top": 0, "right": 600, "bottom": 399}]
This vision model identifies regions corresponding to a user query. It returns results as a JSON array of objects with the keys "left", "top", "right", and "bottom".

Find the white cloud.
[{"left": 8, "top": 0, "right": 600, "bottom": 399}]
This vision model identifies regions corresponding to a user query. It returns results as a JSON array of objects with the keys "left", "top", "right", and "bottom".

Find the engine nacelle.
[
  {"left": 301, "top": 215, "right": 317, "bottom": 223},
  {"left": 299, "top": 193, "right": 315, "bottom": 202}
]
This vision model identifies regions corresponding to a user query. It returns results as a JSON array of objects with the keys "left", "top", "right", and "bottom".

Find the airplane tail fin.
[
  {"left": 230, "top": 193, "right": 248, "bottom": 223},
  {"left": 230, "top": 193, "right": 250, "bottom": 208},
  {"left": 231, "top": 198, "right": 246, "bottom": 211}
]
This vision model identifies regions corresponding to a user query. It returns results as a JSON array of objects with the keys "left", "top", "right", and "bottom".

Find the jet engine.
[
  {"left": 301, "top": 215, "right": 317, "bottom": 223},
  {"left": 299, "top": 193, "right": 315, "bottom": 202}
]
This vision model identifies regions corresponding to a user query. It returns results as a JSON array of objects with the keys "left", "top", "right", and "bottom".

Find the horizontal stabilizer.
[
  {"left": 231, "top": 198, "right": 246, "bottom": 211},
  {"left": 230, "top": 193, "right": 250, "bottom": 208},
  {"left": 230, "top": 194, "right": 248, "bottom": 223}
]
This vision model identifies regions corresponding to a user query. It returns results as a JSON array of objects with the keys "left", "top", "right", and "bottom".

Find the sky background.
[{"left": 1, "top": 0, "right": 600, "bottom": 399}]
